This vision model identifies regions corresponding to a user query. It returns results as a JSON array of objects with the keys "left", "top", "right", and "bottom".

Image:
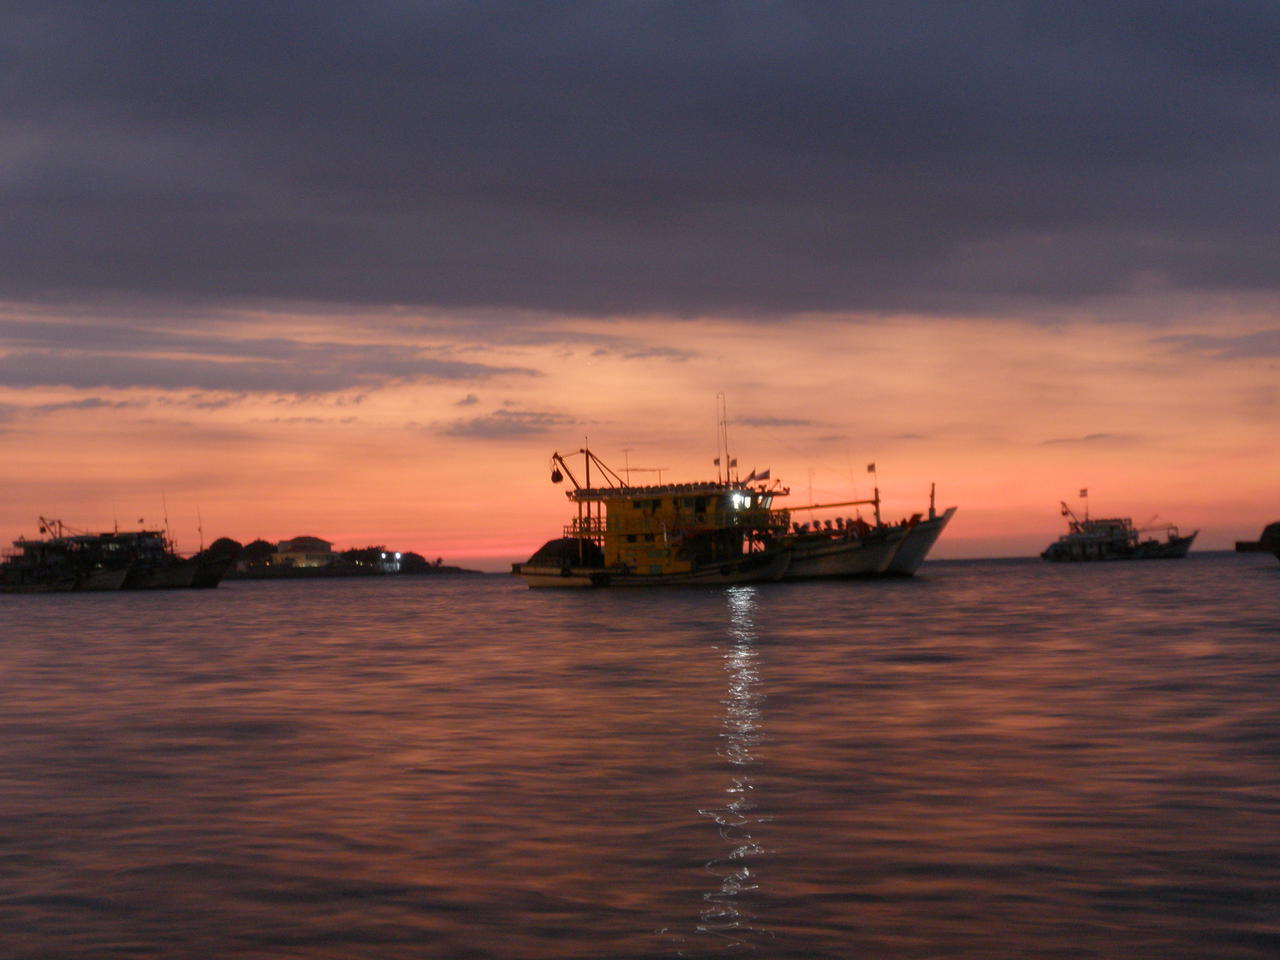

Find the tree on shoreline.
[{"left": 241, "top": 539, "right": 276, "bottom": 565}]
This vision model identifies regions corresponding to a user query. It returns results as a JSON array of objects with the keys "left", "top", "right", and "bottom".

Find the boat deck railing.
[{"left": 564, "top": 517, "right": 607, "bottom": 540}]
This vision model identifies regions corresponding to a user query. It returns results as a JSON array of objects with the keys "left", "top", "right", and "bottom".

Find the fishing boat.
[
  {"left": 513, "top": 449, "right": 792, "bottom": 587},
  {"left": 780, "top": 481, "right": 955, "bottom": 579},
  {"left": 885, "top": 502, "right": 959, "bottom": 576},
  {"left": 1041, "top": 500, "right": 1196, "bottom": 562},
  {"left": 107, "top": 530, "right": 231, "bottom": 589},
  {"left": 0, "top": 519, "right": 231, "bottom": 592},
  {"left": 512, "top": 449, "right": 955, "bottom": 588},
  {"left": 1, "top": 520, "right": 130, "bottom": 592}
]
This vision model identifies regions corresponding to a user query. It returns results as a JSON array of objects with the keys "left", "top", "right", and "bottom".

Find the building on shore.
[{"left": 275, "top": 536, "right": 335, "bottom": 568}]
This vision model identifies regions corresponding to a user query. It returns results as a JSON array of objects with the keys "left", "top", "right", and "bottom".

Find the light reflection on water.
[
  {"left": 690, "top": 586, "right": 771, "bottom": 953},
  {"left": 0, "top": 554, "right": 1278, "bottom": 959}
]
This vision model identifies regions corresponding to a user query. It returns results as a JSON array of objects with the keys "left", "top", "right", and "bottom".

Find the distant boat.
[
  {"left": 0, "top": 518, "right": 230, "bottom": 593},
  {"left": 105, "top": 530, "right": 231, "bottom": 589},
  {"left": 1041, "top": 501, "right": 1196, "bottom": 562},
  {"left": 1, "top": 519, "right": 130, "bottom": 592},
  {"left": 1235, "top": 522, "right": 1280, "bottom": 563}
]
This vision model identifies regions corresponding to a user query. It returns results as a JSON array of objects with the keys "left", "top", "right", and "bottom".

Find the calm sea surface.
[{"left": 1, "top": 553, "right": 1278, "bottom": 959}]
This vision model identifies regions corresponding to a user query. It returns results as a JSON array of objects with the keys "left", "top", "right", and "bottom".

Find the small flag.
[
  {"left": 1079, "top": 488, "right": 1088, "bottom": 498},
  {"left": 756, "top": 468, "right": 770, "bottom": 481},
  {"left": 866, "top": 462, "right": 876, "bottom": 473},
  {"left": 713, "top": 457, "right": 720, "bottom": 466},
  {"left": 729, "top": 458, "right": 737, "bottom": 468},
  {"left": 744, "top": 468, "right": 757, "bottom": 482}
]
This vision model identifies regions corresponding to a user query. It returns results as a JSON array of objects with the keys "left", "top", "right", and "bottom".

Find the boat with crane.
[
  {"left": 1041, "top": 496, "right": 1196, "bottom": 562},
  {"left": 512, "top": 447, "right": 956, "bottom": 588}
]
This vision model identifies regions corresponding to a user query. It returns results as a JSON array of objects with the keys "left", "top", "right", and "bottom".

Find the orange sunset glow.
[{"left": 3, "top": 301, "right": 1276, "bottom": 569}]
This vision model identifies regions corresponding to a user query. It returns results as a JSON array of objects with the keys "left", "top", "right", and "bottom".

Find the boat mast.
[
  {"left": 715, "top": 393, "right": 737, "bottom": 484},
  {"left": 581, "top": 438, "right": 589, "bottom": 564},
  {"left": 161, "top": 491, "right": 173, "bottom": 551},
  {"left": 868, "top": 463, "right": 882, "bottom": 525},
  {"left": 715, "top": 394, "right": 725, "bottom": 484}
]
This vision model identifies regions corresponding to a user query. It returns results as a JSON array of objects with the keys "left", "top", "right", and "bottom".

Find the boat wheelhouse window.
[
  {"left": 643, "top": 533, "right": 655, "bottom": 542},
  {"left": 626, "top": 534, "right": 637, "bottom": 543}
]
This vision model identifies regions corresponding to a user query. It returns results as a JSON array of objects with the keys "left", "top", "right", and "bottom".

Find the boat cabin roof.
[{"left": 567, "top": 481, "right": 771, "bottom": 503}]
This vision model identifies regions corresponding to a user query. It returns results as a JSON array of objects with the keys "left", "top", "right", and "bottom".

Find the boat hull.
[
  {"left": 514, "top": 550, "right": 790, "bottom": 588},
  {"left": 884, "top": 508, "right": 957, "bottom": 576},
  {"left": 782, "top": 527, "right": 906, "bottom": 580},
  {"left": 0, "top": 567, "right": 128, "bottom": 593},
  {"left": 122, "top": 555, "right": 231, "bottom": 589},
  {"left": 1042, "top": 530, "right": 1198, "bottom": 562},
  {"left": 124, "top": 563, "right": 197, "bottom": 589}
]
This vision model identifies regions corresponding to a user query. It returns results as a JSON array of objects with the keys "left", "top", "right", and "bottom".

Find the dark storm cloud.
[{"left": 3, "top": 1, "right": 1278, "bottom": 316}]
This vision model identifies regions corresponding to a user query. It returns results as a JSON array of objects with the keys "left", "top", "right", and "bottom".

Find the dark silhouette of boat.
[
  {"left": 1042, "top": 501, "right": 1196, "bottom": 562},
  {"left": 107, "top": 530, "right": 230, "bottom": 589},
  {"left": 1, "top": 519, "right": 230, "bottom": 592},
  {"left": 1, "top": 520, "right": 130, "bottom": 592},
  {"left": 1235, "top": 522, "right": 1280, "bottom": 563}
]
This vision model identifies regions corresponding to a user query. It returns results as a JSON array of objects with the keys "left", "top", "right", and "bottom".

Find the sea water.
[{"left": 1, "top": 553, "right": 1277, "bottom": 959}]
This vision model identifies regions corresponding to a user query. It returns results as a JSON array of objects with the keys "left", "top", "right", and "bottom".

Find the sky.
[{"left": 2, "top": 1, "right": 1277, "bottom": 569}]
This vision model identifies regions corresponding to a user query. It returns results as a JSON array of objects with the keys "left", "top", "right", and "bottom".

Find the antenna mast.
[
  {"left": 716, "top": 393, "right": 735, "bottom": 483},
  {"left": 161, "top": 491, "right": 173, "bottom": 552}
]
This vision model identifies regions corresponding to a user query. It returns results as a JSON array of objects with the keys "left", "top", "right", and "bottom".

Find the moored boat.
[
  {"left": 884, "top": 504, "right": 959, "bottom": 576},
  {"left": 512, "top": 449, "right": 792, "bottom": 588},
  {"left": 1235, "top": 522, "right": 1280, "bottom": 563},
  {"left": 1, "top": 519, "right": 131, "bottom": 593},
  {"left": 1041, "top": 500, "right": 1196, "bottom": 562},
  {"left": 512, "top": 448, "right": 954, "bottom": 588},
  {"left": 0, "top": 519, "right": 231, "bottom": 593},
  {"left": 767, "top": 480, "right": 955, "bottom": 580},
  {"left": 108, "top": 530, "right": 230, "bottom": 589},
  {"left": 783, "top": 522, "right": 905, "bottom": 579}
]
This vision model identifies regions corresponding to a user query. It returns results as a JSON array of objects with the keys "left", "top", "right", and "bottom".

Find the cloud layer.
[
  {"left": 4, "top": 1, "right": 1278, "bottom": 316},
  {"left": 0, "top": 318, "right": 536, "bottom": 393}
]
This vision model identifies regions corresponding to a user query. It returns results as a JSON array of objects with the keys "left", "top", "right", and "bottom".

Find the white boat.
[
  {"left": 782, "top": 522, "right": 905, "bottom": 579},
  {"left": 1042, "top": 500, "right": 1196, "bottom": 562},
  {"left": 884, "top": 506, "right": 958, "bottom": 576}
]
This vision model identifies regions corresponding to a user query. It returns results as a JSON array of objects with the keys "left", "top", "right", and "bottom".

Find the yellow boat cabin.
[{"left": 567, "top": 480, "right": 787, "bottom": 576}]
